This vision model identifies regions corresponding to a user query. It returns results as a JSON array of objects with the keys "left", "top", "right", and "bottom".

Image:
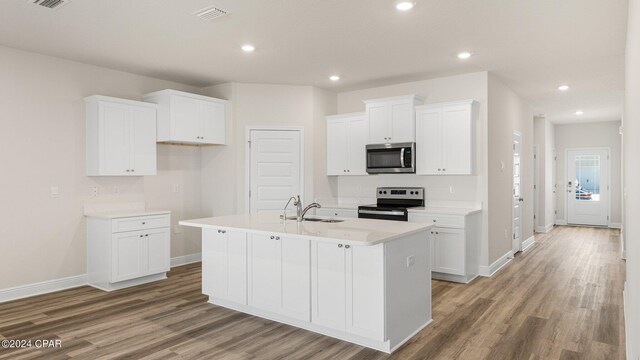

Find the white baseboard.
[
  {"left": 609, "top": 222, "right": 622, "bottom": 229},
  {"left": 555, "top": 219, "right": 567, "bottom": 226},
  {"left": 535, "top": 223, "right": 554, "bottom": 233},
  {"left": 0, "top": 253, "right": 202, "bottom": 303},
  {"left": 479, "top": 250, "right": 514, "bottom": 277},
  {"left": 522, "top": 236, "right": 535, "bottom": 252},
  {"left": 0, "top": 274, "right": 88, "bottom": 303},
  {"left": 170, "top": 253, "right": 202, "bottom": 267}
]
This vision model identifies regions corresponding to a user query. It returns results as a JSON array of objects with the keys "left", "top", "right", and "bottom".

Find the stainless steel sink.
[{"left": 303, "top": 218, "right": 345, "bottom": 223}]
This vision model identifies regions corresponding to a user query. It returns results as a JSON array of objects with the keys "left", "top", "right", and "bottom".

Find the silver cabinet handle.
[
  {"left": 400, "top": 148, "right": 405, "bottom": 168},
  {"left": 338, "top": 244, "right": 343, "bottom": 248},
  {"left": 142, "top": 222, "right": 146, "bottom": 225},
  {"left": 275, "top": 236, "right": 280, "bottom": 240},
  {"left": 436, "top": 232, "right": 439, "bottom": 235},
  {"left": 432, "top": 219, "right": 436, "bottom": 222},
  {"left": 221, "top": 230, "right": 226, "bottom": 234},
  {"left": 145, "top": 234, "right": 149, "bottom": 237},
  {"left": 139, "top": 235, "right": 143, "bottom": 238},
  {"left": 442, "top": 169, "right": 445, "bottom": 171},
  {"left": 438, "top": 168, "right": 441, "bottom": 171},
  {"left": 345, "top": 245, "right": 350, "bottom": 249},
  {"left": 270, "top": 236, "right": 275, "bottom": 239}
]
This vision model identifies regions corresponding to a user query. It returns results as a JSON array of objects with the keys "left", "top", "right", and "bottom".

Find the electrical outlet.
[
  {"left": 113, "top": 186, "right": 120, "bottom": 194},
  {"left": 449, "top": 185, "right": 455, "bottom": 194},
  {"left": 406, "top": 255, "right": 415, "bottom": 268},
  {"left": 90, "top": 186, "right": 98, "bottom": 197},
  {"left": 50, "top": 186, "right": 60, "bottom": 198},
  {"left": 173, "top": 184, "right": 181, "bottom": 193}
]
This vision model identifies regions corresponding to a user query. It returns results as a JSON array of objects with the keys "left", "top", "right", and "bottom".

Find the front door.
[
  {"left": 249, "top": 130, "right": 302, "bottom": 215},
  {"left": 567, "top": 149, "right": 609, "bottom": 226}
]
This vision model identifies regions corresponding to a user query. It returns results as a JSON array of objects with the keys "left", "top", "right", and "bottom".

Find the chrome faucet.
[
  {"left": 299, "top": 202, "right": 322, "bottom": 221},
  {"left": 282, "top": 195, "right": 322, "bottom": 222}
]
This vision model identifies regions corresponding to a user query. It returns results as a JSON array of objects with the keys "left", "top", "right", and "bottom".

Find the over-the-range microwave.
[{"left": 366, "top": 142, "right": 416, "bottom": 174}]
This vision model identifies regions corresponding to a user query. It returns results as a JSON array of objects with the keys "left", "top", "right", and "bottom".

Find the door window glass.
[{"left": 574, "top": 155, "right": 600, "bottom": 201}]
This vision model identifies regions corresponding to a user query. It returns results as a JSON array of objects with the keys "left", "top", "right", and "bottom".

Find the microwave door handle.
[{"left": 400, "top": 148, "right": 405, "bottom": 168}]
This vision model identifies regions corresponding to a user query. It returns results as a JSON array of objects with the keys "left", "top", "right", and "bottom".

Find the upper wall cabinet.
[
  {"left": 143, "top": 89, "right": 228, "bottom": 145},
  {"left": 326, "top": 113, "right": 368, "bottom": 176},
  {"left": 415, "top": 100, "right": 478, "bottom": 175},
  {"left": 364, "top": 95, "right": 424, "bottom": 144},
  {"left": 85, "top": 95, "right": 157, "bottom": 176}
]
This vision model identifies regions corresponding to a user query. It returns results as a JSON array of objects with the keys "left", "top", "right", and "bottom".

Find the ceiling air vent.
[
  {"left": 27, "top": 0, "right": 70, "bottom": 9},
  {"left": 193, "top": 5, "right": 229, "bottom": 21}
]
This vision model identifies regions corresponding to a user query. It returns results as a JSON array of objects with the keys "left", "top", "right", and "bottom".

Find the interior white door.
[
  {"left": 567, "top": 149, "right": 609, "bottom": 226},
  {"left": 249, "top": 130, "right": 302, "bottom": 214},
  {"left": 512, "top": 132, "right": 523, "bottom": 253}
]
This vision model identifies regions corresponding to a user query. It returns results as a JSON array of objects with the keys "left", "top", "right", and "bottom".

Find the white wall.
[
  {"left": 200, "top": 82, "right": 337, "bottom": 216},
  {"left": 624, "top": 0, "right": 640, "bottom": 357},
  {"left": 0, "top": 45, "right": 204, "bottom": 289},
  {"left": 553, "top": 121, "right": 622, "bottom": 225},
  {"left": 533, "top": 117, "right": 556, "bottom": 231},
  {"left": 487, "top": 73, "right": 534, "bottom": 262}
]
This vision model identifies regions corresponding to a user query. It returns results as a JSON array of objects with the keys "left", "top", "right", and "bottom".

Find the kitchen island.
[{"left": 179, "top": 214, "right": 433, "bottom": 353}]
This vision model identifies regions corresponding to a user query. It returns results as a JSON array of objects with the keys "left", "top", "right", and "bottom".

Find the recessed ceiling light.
[
  {"left": 558, "top": 85, "right": 570, "bottom": 91},
  {"left": 241, "top": 44, "right": 255, "bottom": 52},
  {"left": 575, "top": 110, "right": 584, "bottom": 115},
  {"left": 457, "top": 51, "right": 472, "bottom": 59},
  {"left": 329, "top": 75, "right": 340, "bottom": 81},
  {"left": 395, "top": 1, "right": 415, "bottom": 11}
]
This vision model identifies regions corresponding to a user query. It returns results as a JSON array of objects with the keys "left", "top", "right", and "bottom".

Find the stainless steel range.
[{"left": 357, "top": 187, "right": 424, "bottom": 221}]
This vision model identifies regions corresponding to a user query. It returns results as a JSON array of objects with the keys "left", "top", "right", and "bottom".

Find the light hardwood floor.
[{"left": 0, "top": 226, "right": 626, "bottom": 359}]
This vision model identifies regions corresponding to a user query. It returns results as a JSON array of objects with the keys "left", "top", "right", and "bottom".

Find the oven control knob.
[
  {"left": 378, "top": 191, "right": 382, "bottom": 194},
  {"left": 410, "top": 191, "right": 414, "bottom": 195},
  {"left": 383, "top": 191, "right": 387, "bottom": 194}
]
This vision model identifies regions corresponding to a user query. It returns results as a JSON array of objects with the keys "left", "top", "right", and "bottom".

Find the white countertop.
[
  {"left": 85, "top": 210, "right": 171, "bottom": 219},
  {"left": 179, "top": 214, "right": 432, "bottom": 246}
]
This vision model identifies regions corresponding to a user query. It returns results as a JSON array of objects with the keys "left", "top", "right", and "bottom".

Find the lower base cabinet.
[
  {"left": 202, "top": 229, "right": 247, "bottom": 304},
  {"left": 248, "top": 234, "right": 310, "bottom": 321},
  {"left": 311, "top": 241, "right": 385, "bottom": 341}
]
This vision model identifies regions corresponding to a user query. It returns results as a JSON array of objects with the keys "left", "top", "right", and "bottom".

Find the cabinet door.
[
  {"left": 416, "top": 108, "right": 443, "bottom": 175},
  {"left": 347, "top": 116, "right": 368, "bottom": 175},
  {"left": 99, "top": 102, "right": 130, "bottom": 175},
  {"left": 111, "top": 231, "right": 144, "bottom": 282},
  {"left": 390, "top": 99, "right": 414, "bottom": 142},
  {"left": 129, "top": 106, "right": 157, "bottom": 175},
  {"left": 442, "top": 105, "right": 473, "bottom": 175},
  {"left": 227, "top": 231, "right": 248, "bottom": 304},
  {"left": 171, "top": 95, "right": 201, "bottom": 142},
  {"left": 201, "top": 101, "right": 226, "bottom": 144},
  {"left": 248, "top": 234, "right": 282, "bottom": 313},
  {"left": 145, "top": 228, "right": 170, "bottom": 275},
  {"left": 202, "top": 229, "right": 228, "bottom": 298},
  {"left": 367, "top": 103, "right": 391, "bottom": 144},
  {"left": 281, "top": 237, "right": 310, "bottom": 321},
  {"left": 311, "top": 241, "right": 346, "bottom": 331},
  {"left": 346, "top": 244, "right": 385, "bottom": 341},
  {"left": 432, "top": 228, "right": 466, "bottom": 275},
  {"left": 326, "top": 118, "right": 349, "bottom": 175}
]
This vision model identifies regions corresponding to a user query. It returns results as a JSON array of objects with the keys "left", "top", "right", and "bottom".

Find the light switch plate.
[
  {"left": 406, "top": 255, "right": 415, "bottom": 268},
  {"left": 50, "top": 186, "right": 60, "bottom": 198}
]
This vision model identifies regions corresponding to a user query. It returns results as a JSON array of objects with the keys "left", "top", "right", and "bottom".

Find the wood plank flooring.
[{"left": 0, "top": 226, "right": 626, "bottom": 359}]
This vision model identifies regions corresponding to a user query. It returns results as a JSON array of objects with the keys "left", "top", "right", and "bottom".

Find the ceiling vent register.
[
  {"left": 27, "top": 0, "right": 70, "bottom": 9},
  {"left": 193, "top": 5, "right": 230, "bottom": 21}
]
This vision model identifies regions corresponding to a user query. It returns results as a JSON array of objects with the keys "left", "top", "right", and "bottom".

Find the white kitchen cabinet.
[
  {"left": 315, "top": 207, "right": 358, "bottom": 218},
  {"left": 85, "top": 95, "right": 157, "bottom": 176},
  {"left": 364, "top": 95, "right": 423, "bottom": 144},
  {"left": 248, "top": 234, "right": 310, "bottom": 321},
  {"left": 87, "top": 212, "right": 171, "bottom": 291},
  {"left": 143, "top": 89, "right": 228, "bottom": 145},
  {"left": 326, "top": 113, "right": 368, "bottom": 176},
  {"left": 311, "top": 241, "right": 385, "bottom": 341},
  {"left": 408, "top": 211, "right": 480, "bottom": 283},
  {"left": 415, "top": 100, "right": 478, "bottom": 175},
  {"left": 202, "top": 228, "right": 247, "bottom": 304}
]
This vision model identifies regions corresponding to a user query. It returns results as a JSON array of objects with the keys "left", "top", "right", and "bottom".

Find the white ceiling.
[{"left": 0, "top": 0, "right": 628, "bottom": 123}]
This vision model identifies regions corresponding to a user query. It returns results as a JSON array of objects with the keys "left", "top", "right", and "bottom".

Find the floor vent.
[
  {"left": 193, "top": 5, "right": 229, "bottom": 21},
  {"left": 27, "top": 0, "right": 70, "bottom": 9}
]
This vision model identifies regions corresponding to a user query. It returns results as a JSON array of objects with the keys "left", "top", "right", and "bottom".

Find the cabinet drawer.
[
  {"left": 409, "top": 213, "right": 464, "bottom": 228},
  {"left": 112, "top": 215, "right": 170, "bottom": 233}
]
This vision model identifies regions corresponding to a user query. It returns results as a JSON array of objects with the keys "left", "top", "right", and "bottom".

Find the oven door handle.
[
  {"left": 358, "top": 209, "right": 406, "bottom": 216},
  {"left": 400, "top": 148, "right": 405, "bottom": 168}
]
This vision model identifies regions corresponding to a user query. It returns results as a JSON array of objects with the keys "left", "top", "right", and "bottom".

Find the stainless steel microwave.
[{"left": 366, "top": 142, "right": 416, "bottom": 174}]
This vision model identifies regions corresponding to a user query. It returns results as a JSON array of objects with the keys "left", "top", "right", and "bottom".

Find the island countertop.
[{"left": 179, "top": 214, "right": 432, "bottom": 246}]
